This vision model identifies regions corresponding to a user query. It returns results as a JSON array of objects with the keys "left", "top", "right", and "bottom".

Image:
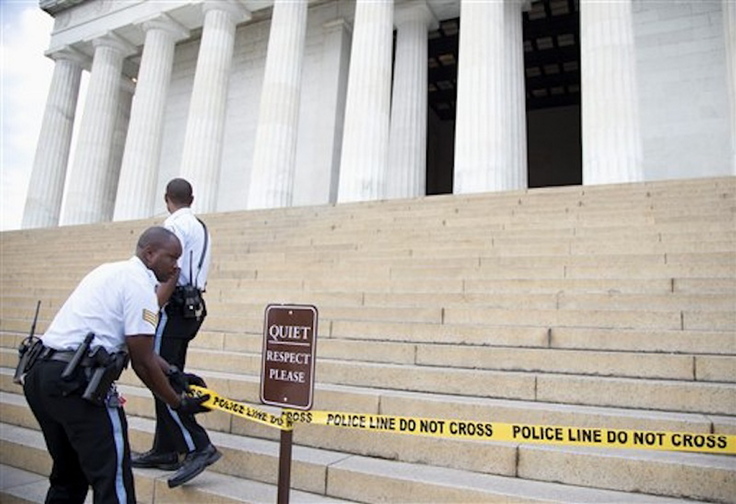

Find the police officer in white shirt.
[
  {"left": 132, "top": 178, "right": 219, "bottom": 488},
  {"left": 23, "top": 226, "right": 210, "bottom": 504}
]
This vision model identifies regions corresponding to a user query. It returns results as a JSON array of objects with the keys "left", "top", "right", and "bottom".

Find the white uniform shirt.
[
  {"left": 41, "top": 256, "right": 160, "bottom": 353},
  {"left": 164, "top": 207, "right": 211, "bottom": 290}
]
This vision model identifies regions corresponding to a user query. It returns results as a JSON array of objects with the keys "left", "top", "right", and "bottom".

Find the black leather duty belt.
[
  {"left": 39, "top": 347, "right": 86, "bottom": 365},
  {"left": 47, "top": 352, "right": 76, "bottom": 363}
]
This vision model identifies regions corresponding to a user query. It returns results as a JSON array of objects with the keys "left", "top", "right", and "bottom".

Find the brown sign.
[{"left": 260, "top": 304, "right": 318, "bottom": 410}]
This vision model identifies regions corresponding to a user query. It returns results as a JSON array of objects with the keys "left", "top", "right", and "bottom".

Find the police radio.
[
  {"left": 181, "top": 249, "right": 204, "bottom": 320},
  {"left": 13, "top": 300, "right": 42, "bottom": 385},
  {"left": 180, "top": 218, "right": 208, "bottom": 320}
]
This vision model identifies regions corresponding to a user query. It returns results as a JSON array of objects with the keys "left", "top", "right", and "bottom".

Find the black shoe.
[
  {"left": 131, "top": 449, "right": 181, "bottom": 470},
  {"left": 167, "top": 444, "right": 222, "bottom": 488}
]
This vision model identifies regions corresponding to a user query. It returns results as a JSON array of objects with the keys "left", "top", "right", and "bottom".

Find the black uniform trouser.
[
  {"left": 152, "top": 304, "right": 210, "bottom": 455},
  {"left": 23, "top": 359, "right": 135, "bottom": 504}
]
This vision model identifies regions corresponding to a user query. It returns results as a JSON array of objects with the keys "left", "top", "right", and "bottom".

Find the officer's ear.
[
  {"left": 141, "top": 244, "right": 156, "bottom": 269},
  {"left": 164, "top": 193, "right": 175, "bottom": 213}
]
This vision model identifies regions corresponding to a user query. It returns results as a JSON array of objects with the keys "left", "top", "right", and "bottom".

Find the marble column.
[
  {"left": 114, "top": 15, "right": 189, "bottom": 221},
  {"left": 580, "top": 0, "right": 643, "bottom": 185},
  {"left": 317, "top": 18, "right": 351, "bottom": 204},
  {"left": 453, "top": 0, "right": 511, "bottom": 194},
  {"left": 179, "top": 0, "right": 249, "bottom": 213},
  {"left": 386, "top": 0, "right": 437, "bottom": 199},
  {"left": 103, "top": 78, "right": 134, "bottom": 221},
  {"left": 22, "top": 47, "right": 87, "bottom": 229},
  {"left": 724, "top": 0, "right": 736, "bottom": 174},
  {"left": 248, "top": 0, "right": 308, "bottom": 210},
  {"left": 504, "top": 0, "right": 529, "bottom": 189},
  {"left": 62, "top": 33, "right": 135, "bottom": 225},
  {"left": 337, "top": 0, "right": 393, "bottom": 203}
]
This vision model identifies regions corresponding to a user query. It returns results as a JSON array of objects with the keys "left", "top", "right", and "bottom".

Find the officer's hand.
[
  {"left": 184, "top": 372, "right": 207, "bottom": 389},
  {"left": 167, "top": 366, "right": 188, "bottom": 393},
  {"left": 174, "top": 394, "right": 211, "bottom": 415},
  {"left": 168, "top": 367, "right": 207, "bottom": 393}
]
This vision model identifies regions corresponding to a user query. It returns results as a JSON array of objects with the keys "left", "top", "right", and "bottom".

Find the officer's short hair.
[
  {"left": 166, "top": 178, "right": 193, "bottom": 205},
  {"left": 137, "top": 226, "right": 179, "bottom": 252}
]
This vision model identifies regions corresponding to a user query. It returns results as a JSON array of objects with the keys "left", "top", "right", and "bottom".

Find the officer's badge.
[{"left": 142, "top": 309, "right": 159, "bottom": 328}]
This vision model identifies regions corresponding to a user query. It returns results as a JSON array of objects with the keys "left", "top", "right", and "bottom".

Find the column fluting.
[
  {"left": 504, "top": 0, "right": 528, "bottom": 190},
  {"left": 62, "top": 33, "right": 135, "bottom": 225},
  {"left": 317, "top": 18, "right": 351, "bottom": 204},
  {"left": 104, "top": 79, "right": 134, "bottom": 221},
  {"left": 580, "top": 0, "right": 643, "bottom": 184},
  {"left": 453, "top": 0, "right": 509, "bottom": 194},
  {"left": 724, "top": 0, "right": 736, "bottom": 174},
  {"left": 22, "top": 48, "right": 87, "bottom": 229},
  {"left": 179, "top": 0, "right": 249, "bottom": 213},
  {"left": 337, "top": 0, "right": 394, "bottom": 203},
  {"left": 248, "top": 0, "right": 308, "bottom": 209},
  {"left": 386, "top": 0, "right": 437, "bottom": 199},
  {"left": 114, "top": 16, "right": 189, "bottom": 221}
]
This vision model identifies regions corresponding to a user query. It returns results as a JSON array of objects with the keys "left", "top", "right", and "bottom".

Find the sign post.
[
  {"left": 260, "top": 304, "right": 318, "bottom": 504},
  {"left": 277, "top": 429, "right": 293, "bottom": 504}
]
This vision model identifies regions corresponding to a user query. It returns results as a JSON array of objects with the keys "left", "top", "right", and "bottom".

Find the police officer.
[
  {"left": 22, "top": 226, "right": 210, "bottom": 504},
  {"left": 132, "top": 178, "right": 219, "bottom": 488}
]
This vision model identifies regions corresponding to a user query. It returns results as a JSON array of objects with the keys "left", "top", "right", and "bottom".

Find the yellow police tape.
[
  {"left": 189, "top": 385, "right": 736, "bottom": 455},
  {"left": 190, "top": 385, "right": 293, "bottom": 430}
]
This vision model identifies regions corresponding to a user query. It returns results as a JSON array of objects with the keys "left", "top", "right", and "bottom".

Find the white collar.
[
  {"left": 130, "top": 255, "right": 157, "bottom": 284},
  {"left": 169, "top": 207, "right": 193, "bottom": 219}
]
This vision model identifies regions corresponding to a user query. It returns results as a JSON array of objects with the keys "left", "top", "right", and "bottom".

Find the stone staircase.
[{"left": 0, "top": 176, "right": 734, "bottom": 503}]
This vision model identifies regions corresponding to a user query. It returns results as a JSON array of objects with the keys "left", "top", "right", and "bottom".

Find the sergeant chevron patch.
[{"left": 142, "top": 309, "right": 159, "bottom": 328}]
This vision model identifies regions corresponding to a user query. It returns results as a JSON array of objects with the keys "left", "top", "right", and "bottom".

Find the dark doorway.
[{"left": 425, "top": 0, "right": 582, "bottom": 194}]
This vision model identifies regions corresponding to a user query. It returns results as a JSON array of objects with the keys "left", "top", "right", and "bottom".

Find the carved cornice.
[{"left": 39, "top": 0, "right": 88, "bottom": 16}]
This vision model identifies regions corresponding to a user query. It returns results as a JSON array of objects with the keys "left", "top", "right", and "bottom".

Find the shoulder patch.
[{"left": 143, "top": 309, "right": 159, "bottom": 328}]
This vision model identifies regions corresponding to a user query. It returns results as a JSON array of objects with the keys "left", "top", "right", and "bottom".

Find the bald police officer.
[{"left": 22, "top": 227, "right": 210, "bottom": 504}]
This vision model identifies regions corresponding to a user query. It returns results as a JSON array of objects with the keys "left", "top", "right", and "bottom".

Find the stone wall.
[{"left": 634, "top": 0, "right": 732, "bottom": 180}]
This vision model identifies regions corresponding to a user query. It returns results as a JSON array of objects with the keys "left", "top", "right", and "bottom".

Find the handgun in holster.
[
  {"left": 13, "top": 300, "right": 42, "bottom": 385},
  {"left": 82, "top": 348, "right": 130, "bottom": 406}
]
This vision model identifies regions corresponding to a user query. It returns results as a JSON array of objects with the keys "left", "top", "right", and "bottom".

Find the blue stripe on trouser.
[
  {"left": 154, "top": 310, "right": 167, "bottom": 354},
  {"left": 167, "top": 405, "right": 196, "bottom": 451},
  {"left": 106, "top": 405, "right": 128, "bottom": 503},
  {"left": 155, "top": 308, "right": 196, "bottom": 452}
]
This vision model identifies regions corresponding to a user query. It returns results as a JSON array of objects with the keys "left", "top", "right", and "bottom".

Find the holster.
[{"left": 82, "top": 349, "right": 130, "bottom": 406}]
